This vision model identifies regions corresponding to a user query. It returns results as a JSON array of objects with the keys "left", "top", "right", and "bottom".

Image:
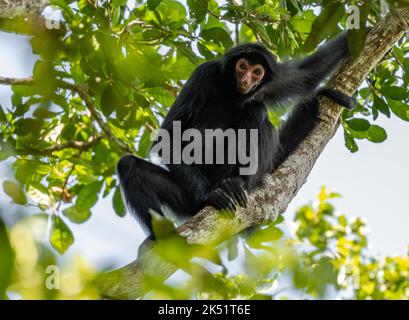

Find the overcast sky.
[{"left": 0, "top": 31, "right": 408, "bottom": 270}]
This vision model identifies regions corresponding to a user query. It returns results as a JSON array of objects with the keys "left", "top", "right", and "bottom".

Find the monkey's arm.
[
  {"left": 296, "top": 31, "right": 350, "bottom": 79},
  {"left": 274, "top": 98, "right": 320, "bottom": 168},
  {"left": 274, "top": 88, "right": 357, "bottom": 168},
  {"left": 257, "top": 32, "right": 352, "bottom": 107},
  {"left": 269, "top": 33, "right": 356, "bottom": 166}
]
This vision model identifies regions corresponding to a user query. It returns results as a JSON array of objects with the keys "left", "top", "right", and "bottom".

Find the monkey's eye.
[
  {"left": 239, "top": 63, "right": 246, "bottom": 70},
  {"left": 254, "top": 69, "right": 261, "bottom": 76}
]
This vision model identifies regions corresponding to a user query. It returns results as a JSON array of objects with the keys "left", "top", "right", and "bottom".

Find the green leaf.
[
  {"left": 272, "top": 214, "right": 284, "bottom": 225},
  {"left": 142, "top": 29, "right": 164, "bottom": 40},
  {"left": 2, "top": 180, "right": 27, "bottom": 205},
  {"left": 49, "top": 215, "right": 74, "bottom": 254},
  {"left": 303, "top": 3, "right": 344, "bottom": 52},
  {"left": 0, "top": 105, "right": 7, "bottom": 123},
  {"left": 63, "top": 206, "right": 91, "bottom": 224},
  {"left": 346, "top": 4, "right": 369, "bottom": 58},
  {"left": 147, "top": 0, "right": 162, "bottom": 10},
  {"left": 33, "top": 106, "right": 58, "bottom": 119},
  {"left": 200, "top": 27, "right": 233, "bottom": 48},
  {"left": 75, "top": 180, "right": 103, "bottom": 212},
  {"left": 226, "top": 237, "right": 238, "bottom": 261},
  {"left": 373, "top": 94, "right": 390, "bottom": 118},
  {"left": 11, "top": 92, "right": 22, "bottom": 107},
  {"left": 138, "top": 129, "right": 152, "bottom": 158},
  {"left": 247, "top": 21, "right": 274, "bottom": 50},
  {"left": 286, "top": 0, "right": 300, "bottom": 16},
  {"left": 344, "top": 131, "right": 358, "bottom": 153},
  {"left": 134, "top": 94, "right": 150, "bottom": 109},
  {"left": 14, "top": 118, "right": 43, "bottom": 136},
  {"left": 111, "top": 0, "right": 127, "bottom": 7},
  {"left": 367, "top": 125, "right": 387, "bottom": 143},
  {"left": 380, "top": 86, "right": 409, "bottom": 100},
  {"left": 100, "top": 85, "right": 119, "bottom": 117},
  {"left": 347, "top": 28, "right": 367, "bottom": 58},
  {"left": 146, "top": 87, "right": 174, "bottom": 107},
  {"left": 173, "top": 41, "right": 200, "bottom": 65},
  {"left": 389, "top": 99, "right": 409, "bottom": 121},
  {"left": 197, "top": 42, "right": 215, "bottom": 60},
  {"left": 291, "top": 10, "right": 314, "bottom": 34},
  {"left": 113, "top": 186, "right": 126, "bottom": 217},
  {"left": 259, "top": 225, "right": 284, "bottom": 242},
  {"left": 187, "top": 0, "right": 208, "bottom": 23},
  {"left": 346, "top": 118, "right": 370, "bottom": 132},
  {"left": 0, "top": 219, "right": 14, "bottom": 299}
]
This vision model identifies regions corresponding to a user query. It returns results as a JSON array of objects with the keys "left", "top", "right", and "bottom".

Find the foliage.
[
  {"left": 0, "top": 211, "right": 98, "bottom": 299},
  {"left": 0, "top": 0, "right": 408, "bottom": 300},
  {"left": 1, "top": 188, "right": 408, "bottom": 299},
  {"left": 0, "top": 0, "right": 408, "bottom": 254},
  {"left": 135, "top": 187, "right": 409, "bottom": 300}
]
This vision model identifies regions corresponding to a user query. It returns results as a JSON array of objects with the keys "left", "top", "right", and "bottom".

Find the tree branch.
[
  {"left": 63, "top": 82, "right": 135, "bottom": 154},
  {"left": 96, "top": 9, "right": 409, "bottom": 300},
  {"left": 0, "top": 76, "right": 34, "bottom": 85},
  {"left": 17, "top": 136, "right": 103, "bottom": 156},
  {"left": 0, "top": 0, "right": 49, "bottom": 18},
  {"left": 0, "top": 77, "right": 134, "bottom": 154}
]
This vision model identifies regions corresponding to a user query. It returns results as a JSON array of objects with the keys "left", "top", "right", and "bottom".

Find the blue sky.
[{"left": 0, "top": 30, "right": 408, "bottom": 271}]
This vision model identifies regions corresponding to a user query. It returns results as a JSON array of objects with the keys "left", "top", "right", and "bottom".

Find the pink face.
[{"left": 235, "top": 58, "right": 265, "bottom": 94}]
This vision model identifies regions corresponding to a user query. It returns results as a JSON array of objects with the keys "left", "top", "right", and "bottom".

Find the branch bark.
[
  {"left": 0, "top": 0, "right": 49, "bottom": 18},
  {"left": 96, "top": 9, "right": 409, "bottom": 299}
]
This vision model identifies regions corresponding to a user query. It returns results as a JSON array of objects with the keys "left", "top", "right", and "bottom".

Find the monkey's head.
[
  {"left": 234, "top": 55, "right": 266, "bottom": 94},
  {"left": 222, "top": 43, "right": 277, "bottom": 96}
]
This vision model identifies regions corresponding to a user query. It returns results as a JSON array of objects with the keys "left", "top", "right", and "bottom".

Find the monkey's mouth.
[{"left": 238, "top": 84, "right": 252, "bottom": 94}]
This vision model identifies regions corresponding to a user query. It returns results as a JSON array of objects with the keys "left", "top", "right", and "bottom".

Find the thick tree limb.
[
  {"left": 96, "top": 9, "right": 409, "bottom": 299},
  {"left": 0, "top": 0, "right": 49, "bottom": 18}
]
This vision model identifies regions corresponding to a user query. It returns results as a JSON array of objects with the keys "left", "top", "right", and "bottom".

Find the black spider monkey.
[{"left": 117, "top": 31, "right": 356, "bottom": 237}]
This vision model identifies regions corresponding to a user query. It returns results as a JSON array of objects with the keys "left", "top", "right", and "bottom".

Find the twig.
[
  {"left": 56, "top": 164, "right": 76, "bottom": 212},
  {"left": 65, "top": 82, "right": 134, "bottom": 154},
  {"left": 0, "top": 75, "right": 134, "bottom": 154},
  {"left": 18, "top": 136, "right": 103, "bottom": 156},
  {"left": 0, "top": 76, "right": 34, "bottom": 85}
]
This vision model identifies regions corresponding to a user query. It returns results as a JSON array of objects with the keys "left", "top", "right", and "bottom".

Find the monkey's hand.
[
  {"left": 205, "top": 177, "right": 248, "bottom": 213},
  {"left": 219, "top": 177, "right": 248, "bottom": 208}
]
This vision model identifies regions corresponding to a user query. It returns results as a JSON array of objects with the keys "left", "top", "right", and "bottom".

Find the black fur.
[{"left": 117, "top": 32, "right": 355, "bottom": 236}]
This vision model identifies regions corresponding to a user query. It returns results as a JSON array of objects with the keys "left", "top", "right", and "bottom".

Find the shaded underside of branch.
[{"left": 96, "top": 9, "right": 409, "bottom": 299}]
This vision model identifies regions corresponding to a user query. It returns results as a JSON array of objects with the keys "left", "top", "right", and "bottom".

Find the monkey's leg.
[
  {"left": 117, "top": 155, "right": 194, "bottom": 237},
  {"left": 275, "top": 98, "right": 320, "bottom": 167}
]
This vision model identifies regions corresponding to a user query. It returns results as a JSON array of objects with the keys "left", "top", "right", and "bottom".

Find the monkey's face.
[{"left": 235, "top": 58, "right": 265, "bottom": 95}]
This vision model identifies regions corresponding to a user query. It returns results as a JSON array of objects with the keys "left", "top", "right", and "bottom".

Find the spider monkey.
[{"left": 117, "top": 31, "right": 356, "bottom": 237}]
